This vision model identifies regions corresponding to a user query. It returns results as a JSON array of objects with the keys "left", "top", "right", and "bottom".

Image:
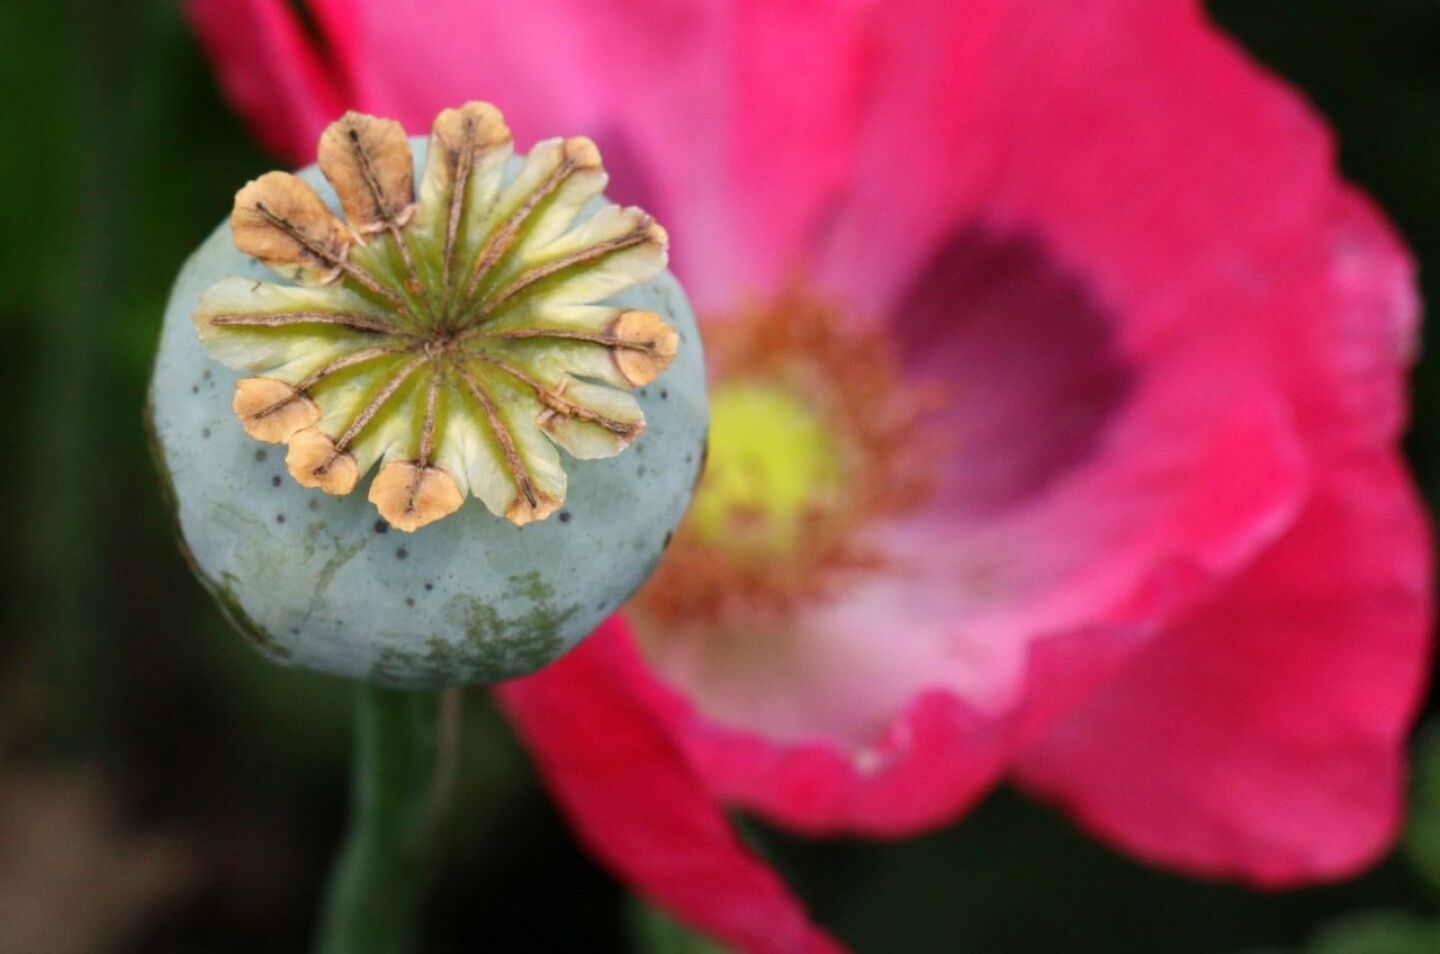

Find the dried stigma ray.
[{"left": 193, "top": 103, "right": 678, "bottom": 531}]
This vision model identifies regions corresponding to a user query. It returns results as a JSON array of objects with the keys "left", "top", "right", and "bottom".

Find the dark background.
[{"left": 2, "top": 2, "right": 1439, "bottom": 951}]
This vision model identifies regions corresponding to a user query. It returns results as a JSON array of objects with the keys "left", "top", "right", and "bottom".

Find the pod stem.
[{"left": 314, "top": 684, "right": 461, "bottom": 954}]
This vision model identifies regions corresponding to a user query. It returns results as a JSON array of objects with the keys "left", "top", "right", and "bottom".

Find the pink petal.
[
  {"left": 1009, "top": 181, "right": 1430, "bottom": 884},
  {"left": 645, "top": 620, "right": 1150, "bottom": 835},
  {"left": 818, "top": 0, "right": 1339, "bottom": 318},
  {"left": 186, "top": 0, "right": 347, "bottom": 165},
  {"left": 1014, "top": 449, "right": 1431, "bottom": 884},
  {"left": 641, "top": 388, "right": 1307, "bottom": 832},
  {"left": 496, "top": 619, "right": 842, "bottom": 954},
  {"left": 638, "top": 0, "right": 1429, "bottom": 861},
  {"left": 642, "top": 0, "right": 1320, "bottom": 814},
  {"left": 191, "top": 0, "right": 874, "bottom": 311}
]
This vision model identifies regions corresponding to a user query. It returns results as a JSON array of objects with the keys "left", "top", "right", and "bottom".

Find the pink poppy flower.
[{"left": 191, "top": 0, "right": 1433, "bottom": 949}]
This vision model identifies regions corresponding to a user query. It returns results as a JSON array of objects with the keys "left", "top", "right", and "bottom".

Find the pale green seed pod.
[{"left": 148, "top": 106, "right": 707, "bottom": 686}]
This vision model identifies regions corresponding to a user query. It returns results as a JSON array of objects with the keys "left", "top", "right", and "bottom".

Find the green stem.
[{"left": 314, "top": 685, "right": 455, "bottom": 954}]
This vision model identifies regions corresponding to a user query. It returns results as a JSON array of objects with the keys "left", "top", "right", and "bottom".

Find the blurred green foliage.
[
  {"left": 1404, "top": 723, "right": 1440, "bottom": 895},
  {"left": 632, "top": 902, "right": 733, "bottom": 954},
  {"left": 1, "top": 0, "right": 1439, "bottom": 951}
]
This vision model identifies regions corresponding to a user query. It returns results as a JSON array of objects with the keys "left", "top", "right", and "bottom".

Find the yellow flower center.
[
  {"left": 633, "top": 292, "right": 938, "bottom": 625},
  {"left": 689, "top": 380, "right": 847, "bottom": 556}
]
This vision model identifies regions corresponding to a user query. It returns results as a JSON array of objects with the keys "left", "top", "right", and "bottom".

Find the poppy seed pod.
[{"left": 149, "top": 104, "right": 707, "bottom": 686}]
